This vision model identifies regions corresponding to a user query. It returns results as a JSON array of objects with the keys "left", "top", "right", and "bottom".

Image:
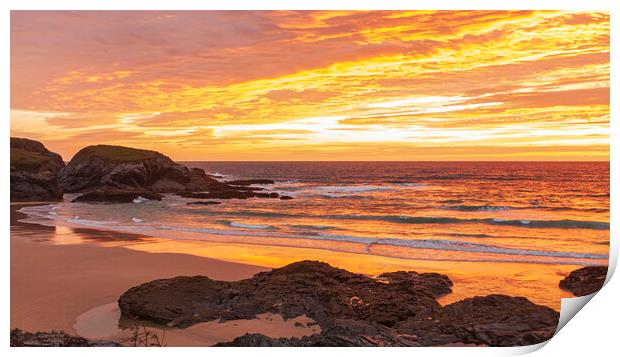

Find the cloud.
[{"left": 10, "top": 10, "right": 609, "bottom": 160}]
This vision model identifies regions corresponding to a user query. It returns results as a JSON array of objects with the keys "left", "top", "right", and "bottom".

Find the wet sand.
[{"left": 11, "top": 205, "right": 323, "bottom": 345}]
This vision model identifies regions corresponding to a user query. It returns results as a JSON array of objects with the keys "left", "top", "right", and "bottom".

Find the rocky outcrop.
[
  {"left": 397, "top": 294, "right": 559, "bottom": 346},
  {"left": 118, "top": 260, "right": 451, "bottom": 329},
  {"left": 225, "top": 179, "right": 275, "bottom": 186},
  {"left": 216, "top": 319, "right": 422, "bottom": 347},
  {"left": 119, "top": 260, "right": 558, "bottom": 347},
  {"left": 559, "top": 266, "right": 607, "bottom": 296},
  {"left": 218, "top": 294, "right": 558, "bottom": 347},
  {"left": 72, "top": 189, "right": 163, "bottom": 203},
  {"left": 10, "top": 329, "right": 119, "bottom": 347},
  {"left": 10, "top": 137, "right": 65, "bottom": 202},
  {"left": 60, "top": 144, "right": 283, "bottom": 201},
  {"left": 60, "top": 145, "right": 220, "bottom": 194}
]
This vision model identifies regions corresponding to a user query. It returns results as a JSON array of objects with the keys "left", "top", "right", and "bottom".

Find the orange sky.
[{"left": 10, "top": 10, "right": 609, "bottom": 161}]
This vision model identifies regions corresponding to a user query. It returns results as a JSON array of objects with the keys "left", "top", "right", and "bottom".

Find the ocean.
[{"left": 18, "top": 161, "right": 610, "bottom": 307}]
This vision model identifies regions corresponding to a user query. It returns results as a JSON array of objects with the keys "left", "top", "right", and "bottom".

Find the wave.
[
  {"left": 442, "top": 205, "right": 512, "bottom": 212},
  {"left": 290, "top": 224, "right": 336, "bottom": 230},
  {"left": 316, "top": 185, "right": 393, "bottom": 193},
  {"left": 313, "top": 233, "right": 608, "bottom": 260},
  {"left": 155, "top": 224, "right": 608, "bottom": 261},
  {"left": 227, "top": 221, "right": 274, "bottom": 230},
  {"left": 197, "top": 209, "right": 610, "bottom": 230}
]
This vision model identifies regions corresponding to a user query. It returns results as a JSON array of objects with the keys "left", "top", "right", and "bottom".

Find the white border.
[{"left": 2, "top": 1, "right": 617, "bottom": 356}]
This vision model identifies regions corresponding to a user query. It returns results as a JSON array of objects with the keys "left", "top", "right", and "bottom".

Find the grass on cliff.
[
  {"left": 11, "top": 148, "right": 50, "bottom": 171},
  {"left": 74, "top": 145, "right": 162, "bottom": 163}
]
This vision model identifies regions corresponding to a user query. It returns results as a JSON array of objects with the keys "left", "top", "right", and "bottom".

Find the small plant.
[{"left": 118, "top": 324, "right": 167, "bottom": 347}]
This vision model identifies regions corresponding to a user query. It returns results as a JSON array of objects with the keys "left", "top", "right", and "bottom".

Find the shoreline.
[{"left": 12, "top": 203, "right": 577, "bottom": 311}]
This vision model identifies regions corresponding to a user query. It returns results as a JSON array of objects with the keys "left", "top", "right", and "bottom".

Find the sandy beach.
[{"left": 11, "top": 205, "right": 326, "bottom": 346}]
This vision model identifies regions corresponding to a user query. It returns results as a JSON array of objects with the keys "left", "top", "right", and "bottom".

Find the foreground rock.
[
  {"left": 120, "top": 260, "right": 558, "bottom": 347},
  {"left": 60, "top": 145, "right": 221, "bottom": 193},
  {"left": 397, "top": 295, "right": 559, "bottom": 346},
  {"left": 559, "top": 266, "right": 607, "bottom": 296},
  {"left": 119, "top": 261, "right": 451, "bottom": 329},
  {"left": 10, "top": 137, "right": 65, "bottom": 201},
  {"left": 216, "top": 319, "right": 422, "bottom": 347},
  {"left": 72, "top": 189, "right": 163, "bottom": 203},
  {"left": 10, "top": 329, "right": 119, "bottom": 347}
]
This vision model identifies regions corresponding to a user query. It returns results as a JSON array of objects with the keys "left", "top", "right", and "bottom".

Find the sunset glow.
[{"left": 10, "top": 10, "right": 610, "bottom": 161}]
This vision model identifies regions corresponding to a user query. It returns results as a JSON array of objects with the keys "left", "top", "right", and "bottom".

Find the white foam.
[
  {"left": 131, "top": 217, "right": 144, "bottom": 223},
  {"left": 132, "top": 196, "right": 149, "bottom": 203},
  {"left": 229, "top": 221, "right": 272, "bottom": 230}
]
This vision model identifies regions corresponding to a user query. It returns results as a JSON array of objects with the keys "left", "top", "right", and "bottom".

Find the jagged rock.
[
  {"left": 559, "top": 266, "right": 607, "bottom": 296},
  {"left": 72, "top": 189, "right": 163, "bottom": 203},
  {"left": 10, "top": 137, "right": 65, "bottom": 201},
  {"left": 397, "top": 294, "right": 559, "bottom": 346},
  {"left": 10, "top": 329, "right": 119, "bottom": 347},
  {"left": 215, "top": 319, "right": 422, "bottom": 347},
  {"left": 180, "top": 187, "right": 279, "bottom": 200},
  {"left": 59, "top": 145, "right": 221, "bottom": 193},
  {"left": 187, "top": 201, "right": 221, "bottom": 205},
  {"left": 225, "top": 179, "right": 275, "bottom": 186},
  {"left": 118, "top": 260, "right": 451, "bottom": 329},
  {"left": 377, "top": 271, "right": 453, "bottom": 297}
]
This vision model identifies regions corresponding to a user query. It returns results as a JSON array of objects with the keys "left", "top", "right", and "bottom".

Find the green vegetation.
[
  {"left": 11, "top": 148, "right": 50, "bottom": 171},
  {"left": 73, "top": 145, "right": 162, "bottom": 163}
]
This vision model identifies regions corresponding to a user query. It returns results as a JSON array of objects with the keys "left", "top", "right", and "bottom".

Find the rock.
[
  {"left": 118, "top": 260, "right": 450, "bottom": 329},
  {"left": 279, "top": 195, "right": 294, "bottom": 200},
  {"left": 215, "top": 319, "right": 421, "bottom": 347},
  {"left": 10, "top": 137, "right": 65, "bottom": 201},
  {"left": 10, "top": 329, "right": 119, "bottom": 347},
  {"left": 72, "top": 189, "right": 163, "bottom": 203},
  {"left": 187, "top": 201, "right": 221, "bottom": 205},
  {"left": 398, "top": 294, "right": 559, "bottom": 346},
  {"left": 377, "top": 271, "right": 453, "bottom": 297},
  {"left": 59, "top": 145, "right": 221, "bottom": 193},
  {"left": 225, "top": 179, "right": 275, "bottom": 186},
  {"left": 179, "top": 187, "right": 280, "bottom": 200},
  {"left": 559, "top": 266, "right": 607, "bottom": 296}
]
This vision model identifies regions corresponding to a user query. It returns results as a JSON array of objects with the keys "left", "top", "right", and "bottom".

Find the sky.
[{"left": 10, "top": 10, "right": 609, "bottom": 161}]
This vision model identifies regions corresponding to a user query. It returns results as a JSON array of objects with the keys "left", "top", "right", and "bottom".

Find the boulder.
[
  {"left": 397, "top": 294, "right": 559, "bottom": 346},
  {"left": 118, "top": 260, "right": 451, "bottom": 329},
  {"left": 10, "top": 137, "right": 65, "bottom": 201},
  {"left": 559, "top": 266, "right": 607, "bottom": 296},
  {"left": 280, "top": 195, "right": 294, "bottom": 200},
  {"left": 72, "top": 189, "right": 163, "bottom": 203},
  {"left": 59, "top": 145, "right": 221, "bottom": 193}
]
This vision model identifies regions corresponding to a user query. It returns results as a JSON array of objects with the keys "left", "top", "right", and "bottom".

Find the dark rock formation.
[
  {"left": 179, "top": 187, "right": 279, "bottom": 200},
  {"left": 60, "top": 145, "right": 221, "bottom": 194},
  {"left": 397, "top": 294, "right": 558, "bottom": 346},
  {"left": 279, "top": 195, "right": 294, "bottom": 200},
  {"left": 119, "top": 260, "right": 559, "bottom": 347},
  {"left": 10, "top": 137, "right": 65, "bottom": 201},
  {"left": 187, "top": 201, "right": 221, "bottom": 205},
  {"left": 118, "top": 260, "right": 451, "bottom": 329},
  {"left": 215, "top": 319, "right": 422, "bottom": 347},
  {"left": 72, "top": 189, "right": 163, "bottom": 203},
  {"left": 226, "top": 179, "right": 275, "bottom": 186},
  {"left": 10, "top": 329, "right": 119, "bottom": 347},
  {"left": 559, "top": 266, "right": 607, "bottom": 296}
]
